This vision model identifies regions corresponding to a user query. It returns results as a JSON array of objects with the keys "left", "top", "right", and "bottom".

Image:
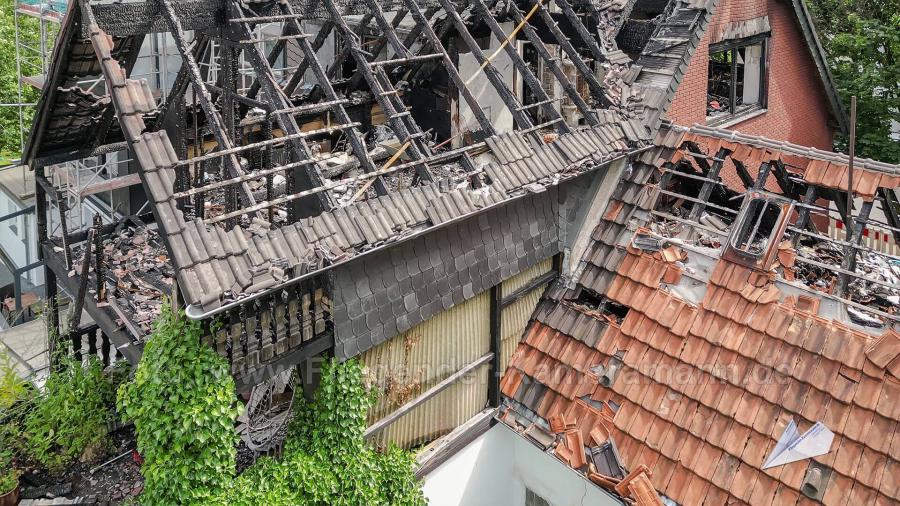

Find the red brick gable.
[{"left": 667, "top": 0, "right": 837, "bottom": 151}]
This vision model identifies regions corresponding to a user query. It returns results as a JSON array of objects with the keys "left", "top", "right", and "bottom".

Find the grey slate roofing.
[{"left": 25, "top": 0, "right": 721, "bottom": 324}]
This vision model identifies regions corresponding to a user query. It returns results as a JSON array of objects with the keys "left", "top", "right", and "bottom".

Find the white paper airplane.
[{"left": 761, "top": 419, "right": 834, "bottom": 469}]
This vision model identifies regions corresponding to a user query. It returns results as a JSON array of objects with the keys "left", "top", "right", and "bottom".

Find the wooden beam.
[
  {"left": 77, "top": 173, "right": 142, "bottom": 198},
  {"left": 488, "top": 284, "right": 502, "bottom": 407},
  {"left": 500, "top": 270, "right": 557, "bottom": 309}
]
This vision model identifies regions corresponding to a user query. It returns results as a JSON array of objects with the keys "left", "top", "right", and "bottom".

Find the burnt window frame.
[{"left": 707, "top": 34, "right": 770, "bottom": 123}]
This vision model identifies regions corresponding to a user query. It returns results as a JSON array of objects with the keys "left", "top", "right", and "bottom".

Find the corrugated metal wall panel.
[
  {"left": 362, "top": 290, "right": 490, "bottom": 424},
  {"left": 502, "top": 258, "right": 554, "bottom": 295},
  {"left": 500, "top": 287, "right": 544, "bottom": 372},
  {"left": 500, "top": 258, "right": 553, "bottom": 372},
  {"left": 369, "top": 363, "right": 490, "bottom": 450}
]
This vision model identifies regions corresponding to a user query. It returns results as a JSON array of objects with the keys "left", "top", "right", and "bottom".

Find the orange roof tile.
[{"left": 502, "top": 129, "right": 900, "bottom": 505}]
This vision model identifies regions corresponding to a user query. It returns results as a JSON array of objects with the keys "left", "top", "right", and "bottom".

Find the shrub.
[
  {"left": 117, "top": 301, "right": 240, "bottom": 505},
  {"left": 22, "top": 356, "right": 113, "bottom": 472},
  {"left": 0, "top": 346, "right": 28, "bottom": 411},
  {"left": 0, "top": 449, "right": 18, "bottom": 495}
]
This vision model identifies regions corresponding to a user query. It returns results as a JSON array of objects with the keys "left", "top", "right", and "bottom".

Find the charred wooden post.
[
  {"left": 93, "top": 214, "right": 105, "bottom": 302},
  {"left": 435, "top": 0, "right": 536, "bottom": 132},
  {"left": 159, "top": 0, "right": 259, "bottom": 211},
  {"left": 837, "top": 200, "right": 874, "bottom": 296},
  {"left": 531, "top": 0, "right": 607, "bottom": 103},
  {"left": 319, "top": 0, "right": 435, "bottom": 182},
  {"left": 398, "top": 0, "right": 496, "bottom": 136}
]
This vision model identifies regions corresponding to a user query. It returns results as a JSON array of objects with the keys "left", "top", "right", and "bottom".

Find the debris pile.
[
  {"left": 102, "top": 227, "right": 174, "bottom": 337},
  {"left": 795, "top": 240, "right": 900, "bottom": 325}
]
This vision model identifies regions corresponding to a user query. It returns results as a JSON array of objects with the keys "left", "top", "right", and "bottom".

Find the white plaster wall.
[{"left": 423, "top": 424, "right": 623, "bottom": 506}]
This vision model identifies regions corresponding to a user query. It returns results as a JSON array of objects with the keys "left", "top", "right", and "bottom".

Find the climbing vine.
[
  {"left": 220, "top": 358, "right": 425, "bottom": 506},
  {"left": 117, "top": 301, "right": 240, "bottom": 505},
  {"left": 120, "top": 302, "right": 425, "bottom": 505}
]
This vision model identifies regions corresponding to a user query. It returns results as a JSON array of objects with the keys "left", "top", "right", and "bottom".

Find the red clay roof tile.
[
  {"left": 730, "top": 462, "right": 760, "bottom": 502},
  {"left": 823, "top": 399, "right": 852, "bottom": 435},
  {"left": 857, "top": 447, "right": 888, "bottom": 491},
  {"left": 833, "top": 438, "right": 865, "bottom": 479},
  {"left": 823, "top": 469, "right": 853, "bottom": 506},
  {"left": 866, "top": 330, "right": 900, "bottom": 369},
  {"left": 876, "top": 378, "right": 900, "bottom": 419},
  {"left": 810, "top": 357, "right": 842, "bottom": 392},
  {"left": 854, "top": 374, "right": 885, "bottom": 411},
  {"left": 878, "top": 458, "right": 898, "bottom": 499},
  {"left": 843, "top": 404, "right": 875, "bottom": 443},
  {"left": 800, "top": 387, "right": 829, "bottom": 422},
  {"left": 764, "top": 307, "right": 795, "bottom": 340}
]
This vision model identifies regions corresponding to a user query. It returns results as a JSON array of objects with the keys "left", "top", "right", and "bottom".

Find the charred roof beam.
[
  {"left": 837, "top": 200, "right": 874, "bottom": 296},
  {"left": 282, "top": 20, "right": 334, "bottom": 97},
  {"left": 320, "top": 0, "right": 435, "bottom": 183},
  {"left": 435, "top": 0, "right": 537, "bottom": 135},
  {"left": 391, "top": 0, "right": 496, "bottom": 136},
  {"left": 469, "top": 0, "right": 569, "bottom": 134},
  {"left": 502, "top": 0, "right": 598, "bottom": 125},
  {"left": 158, "top": 0, "right": 260, "bottom": 212},
  {"left": 269, "top": 0, "right": 392, "bottom": 195},
  {"left": 552, "top": 0, "right": 606, "bottom": 65},
  {"left": 328, "top": 14, "right": 374, "bottom": 81},
  {"left": 528, "top": 0, "right": 608, "bottom": 106}
]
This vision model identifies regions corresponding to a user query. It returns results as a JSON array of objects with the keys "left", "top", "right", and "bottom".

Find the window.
[
  {"left": 707, "top": 38, "right": 767, "bottom": 122},
  {"left": 731, "top": 197, "right": 782, "bottom": 256},
  {"left": 525, "top": 488, "right": 553, "bottom": 506}
]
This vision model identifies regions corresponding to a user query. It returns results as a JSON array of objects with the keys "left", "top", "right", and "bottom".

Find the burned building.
[
  {"left": 23, "top": 0, "right": 718, "bottom": 451},
  {"left": 21, "top": 0, "right": 900, "bottom": 501},
  {"left": 499, "top": 124, "right": 900, "bottom": 504}
]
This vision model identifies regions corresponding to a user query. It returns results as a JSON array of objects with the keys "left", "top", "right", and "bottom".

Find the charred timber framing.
[
  {"left": 530, "top": 0, "right": 607, "bottom": 104},
  {"left": 502, "top": 0, "right": 598, "bottom": 125},
  {"left": 470, "top": 0, "right": 569, "bottom": 134},
  {"left": 319, "top": 0, "right": 435, "bottom": 182},
  {"left": 435, "top": 0, "right": 537, "bottom": 133},
  {"left": 157, "top": 0, "right": 260, "bottom": 212}
]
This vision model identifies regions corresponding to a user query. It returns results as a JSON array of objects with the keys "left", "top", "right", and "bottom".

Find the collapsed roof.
[
  {"left": 501, "top": 124, "right": 900, "bottom": 504},
  {"left": 25, "top": 0, "right": 719, "bottom": 381}
]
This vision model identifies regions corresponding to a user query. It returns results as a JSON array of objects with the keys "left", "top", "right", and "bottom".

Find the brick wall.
[{"left": 667, "top": 0, "right": 836, "bottom": 150}]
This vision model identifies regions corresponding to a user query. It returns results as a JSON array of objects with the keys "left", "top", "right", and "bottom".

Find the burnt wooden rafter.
[
  {"left": 687, "top": 146, "right": 730, "bottom": 221},
  {"left": 529, "top": 0, "right": 607, "bottom": 104},
  {"left": 319, "top": 0, "right": 435, "bottom": 182},
  {"left": 435, "top": 0, "right": 536, "bottom": 133},
  {"left": 470, "top": 0, "right": 569, "bottom": 134},
  {"left": 260, "top": 0, "right": 392, "bottom": 195},
  {"left": 502, "top": 0, "right": 598, "bottom": 125},
  {"left": 553, "top": 0, "right": 606, "bottom": 65},
  {"left": 159, "top": 0, "right": 260, "bottom": 212}
]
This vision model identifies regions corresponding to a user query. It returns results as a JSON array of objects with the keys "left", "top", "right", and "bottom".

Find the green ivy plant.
[
  {"left": 0, "top": 449, "right": 21, "bottom": 496},
  {"left": 22, "top": 356, "right": 113, "bottom": 472},
  {"left": 218, "top": 358, "right": 425, "bottom": 506},
  {"left": 0, "top": 449, "right": 18, "bottom": 496},
  {"left": 119, "top": 302, "right": 424, "bottom": 505},
  {"left": 117, "top": 301, "right": 240, "bottom": 506}
]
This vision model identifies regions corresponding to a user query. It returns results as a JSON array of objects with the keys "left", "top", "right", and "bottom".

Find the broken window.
[
  {"left": 707, "top": 38, "right": 767, "bottom": 121},
  {"left": 731, "top": 197, "right": 783, "bottom": 256}
]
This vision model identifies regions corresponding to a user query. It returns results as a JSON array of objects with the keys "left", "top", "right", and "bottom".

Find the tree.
[
  {"left": 807, "top": 0, "right": 900, "bottom": 163},
  {"left": 0, "top": 0, "right": 49, "bottom": 160}
]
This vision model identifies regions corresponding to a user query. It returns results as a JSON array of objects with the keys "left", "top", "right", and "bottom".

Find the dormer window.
[{"left": 724, "top": 192, "right": 793, "bottom": 270}]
